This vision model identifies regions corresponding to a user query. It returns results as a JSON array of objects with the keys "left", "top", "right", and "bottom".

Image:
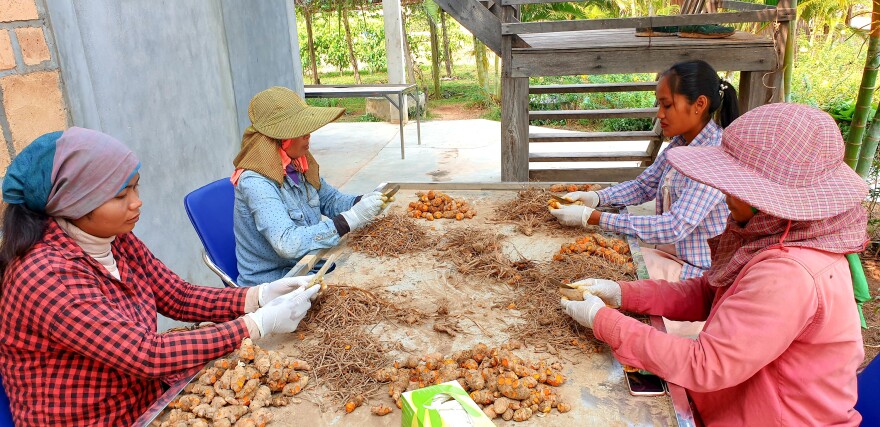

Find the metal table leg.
[
  {"left": 398, "top": 93, "right": 405, "bottom": 159},
  {"left": 414, "top": 87, "right": 422, "bottom": 145},
  {"left": 384, "top": 94, "right": 406, "bottom": 159}
]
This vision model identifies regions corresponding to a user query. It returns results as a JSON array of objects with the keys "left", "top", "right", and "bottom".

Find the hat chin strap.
[{"left": 769, "top": 220, "right": 793, "bottom": 252}]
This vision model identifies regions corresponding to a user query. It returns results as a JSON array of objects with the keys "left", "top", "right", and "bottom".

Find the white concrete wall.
[{"left": 44, "top": 0, "right": 304, "bottom": 328}]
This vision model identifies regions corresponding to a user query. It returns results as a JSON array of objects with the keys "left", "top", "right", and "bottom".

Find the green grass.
[{"left": 306, "top": 65, "right": 499, "bottom": 121}]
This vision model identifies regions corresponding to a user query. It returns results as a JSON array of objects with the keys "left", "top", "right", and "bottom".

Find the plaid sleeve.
[
  {"left": 123, "top": 233, "right": 249, "bottom": 323},
  {"left": 596, "top": 151, "right": 668, "bottom": 207},
  {"left": 33, "top": 263, "right": 250, "bottom": 379},
  {"left": 599, "top": 176, "right": 726, "bottom": 245}
]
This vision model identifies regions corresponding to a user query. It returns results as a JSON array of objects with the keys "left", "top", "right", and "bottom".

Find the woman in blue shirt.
[{"left": 232, "top": 87, "right": 383, "bottom": 287}]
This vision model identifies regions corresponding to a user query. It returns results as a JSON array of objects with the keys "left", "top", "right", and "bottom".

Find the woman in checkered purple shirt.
[
  {"left": 551, "top": 60, "right": 737, "bottom": 283},
  {"left": 0, "top": 128, "right": 319, "bottom": 426}
]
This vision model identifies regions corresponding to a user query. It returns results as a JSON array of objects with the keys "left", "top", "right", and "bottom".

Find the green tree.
[{"left": 844, "top": 0, "right": 880, "bottom": 173}]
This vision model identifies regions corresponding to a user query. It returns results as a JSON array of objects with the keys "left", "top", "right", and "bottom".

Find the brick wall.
[{"left": 0, "top": 0, "right": 68, "bottom": 176}]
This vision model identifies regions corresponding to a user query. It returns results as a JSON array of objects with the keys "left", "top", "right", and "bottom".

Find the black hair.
[
  {"left": 0, "top": 203, "right": 48, "bottom": 281},
  {"left": 659, "top": 60, "right": 740, "bottom": 128}
]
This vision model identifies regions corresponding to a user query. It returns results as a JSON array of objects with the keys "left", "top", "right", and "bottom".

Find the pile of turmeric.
[
  {"left": 158, "top": 338, "right": 307, "bottom": 427},
  {"left": 407, "top": 190, "right": 476, "bottom": 221},
  {"left": 370, "top": 342, "right": 572, "bottom": 421},
  {"left": 548, "top": 183, "right": 602, "bottom": 193},
  {"left": 553, "top": 233, "right": 633, "bottom": 268}
]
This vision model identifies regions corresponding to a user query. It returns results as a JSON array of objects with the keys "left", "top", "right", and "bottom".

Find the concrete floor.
[{"left": 310, "top": 119, "right": 663, "bottom": 195}]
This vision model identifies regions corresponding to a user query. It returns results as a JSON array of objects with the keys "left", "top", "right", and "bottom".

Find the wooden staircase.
[
  {"left": 527, "top": 82, "right": 662, "bottom": 182},
  {"left": 436, "top": 0, "right": 793, "bottom": 182}
]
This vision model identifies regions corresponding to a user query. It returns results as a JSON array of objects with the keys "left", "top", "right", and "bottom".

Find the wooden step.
[
  {"left": 529, "top": 82, "right": 657, "bottom": 94},
  {"left": 530, "top": 107, "right": 658, "bottom": 121},
  {"left": 529, "top": 151, "right": 653, "bottom": 162},
  {"left": 530, "top": 167, "right": 647, "bottom": 183},
  {"left": 529, "top": 130, "right": 659, "bottom": 142}
]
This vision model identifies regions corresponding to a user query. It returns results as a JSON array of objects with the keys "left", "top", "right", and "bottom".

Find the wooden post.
[
  {"left": 738, "top": 71, "right": 771, "bottom": 113},
  {"left": 767, "top": 0, "right": 793, "bottom": 102},
  {"left": 501, "top": 4, "right": 528, "bottom": 181}
]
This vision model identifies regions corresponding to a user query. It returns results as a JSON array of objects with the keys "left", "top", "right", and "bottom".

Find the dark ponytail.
[
  {"left": 0, "top": 203, "right": 48, "bottom": 280},
  {"left": 660, "top": 60, "right": 741, "bottom": 128}
]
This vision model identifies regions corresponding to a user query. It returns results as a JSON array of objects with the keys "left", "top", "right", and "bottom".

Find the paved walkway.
[{"left": 310, "top": 119, "right": 660, "bottom": 194}]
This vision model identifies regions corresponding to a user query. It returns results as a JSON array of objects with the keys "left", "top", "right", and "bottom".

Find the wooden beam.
[
  {"left": 529, "top": 130, "right": 659, "bottom": 142},
  {"left": 530, "top": 167, "right": 646, "bottom": 182},
  {"left": 529, "top": 82, "right": 656, "bottom": 94},
  {"left": 510, "top": 44, "right": 776, "bottom": 77},
  {"left": 502, "top": 9, "right": 795, "bottom": 35},
  {"left": 721, "top": 0, "right": 774, "bottom": 11},
  {"left": 530, "top": 108, "right": 657, "bottom": 120},
  {"left": 529, "top": 151, "right": 654, "bottom": 162},
  {"left": 738, "top": 70, "right": 771, "bottom": 112},
  {"left": 502, "top": 77, "right": 530, "bottom": 181},
  {"left": 435, "top": 0, "right": 502, "bottom": 55},
  {"left": 502, "top": 0, "right": 574, "bottom": 4}
]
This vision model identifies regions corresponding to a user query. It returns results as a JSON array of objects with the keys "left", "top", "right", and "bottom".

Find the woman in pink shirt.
[{"left": 560, "top": 103, "right": 867, "bottom": 426}]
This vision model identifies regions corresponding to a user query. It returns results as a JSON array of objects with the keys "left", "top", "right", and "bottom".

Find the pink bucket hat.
[{"left": 666, "top": 103, "right": 867, "bottom": 221}]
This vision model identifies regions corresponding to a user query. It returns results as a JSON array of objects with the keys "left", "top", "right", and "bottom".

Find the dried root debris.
[
  {"left": 293, "top": 285, "right": 425, "bottom": 410},
  {"left": 348, "top": 213, "right": 432, "bottom": 257}
]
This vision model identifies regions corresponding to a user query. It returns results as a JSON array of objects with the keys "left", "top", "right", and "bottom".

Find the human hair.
[
  {"left": 660, "top": 60, "right": 740, "bottom": 128},
  {"left": 0, "top": 203, "right": 48, "bottom": 280}
]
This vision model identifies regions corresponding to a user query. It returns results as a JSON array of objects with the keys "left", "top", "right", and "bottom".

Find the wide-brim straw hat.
[
  {"left": 666, "top": 103, "right": 868, "bottom": 221},
  {"left": 249, "top": 86, "right": 344, "bottom": 139}
]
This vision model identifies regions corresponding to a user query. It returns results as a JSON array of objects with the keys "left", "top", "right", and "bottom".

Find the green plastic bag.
[{"left": 401, "top": 381, "right": 494, "bottom": 427}]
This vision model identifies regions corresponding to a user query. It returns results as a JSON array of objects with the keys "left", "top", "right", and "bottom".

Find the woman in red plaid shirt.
[{"left": 0, "top": 128, "right": 318, "bottom": 426}]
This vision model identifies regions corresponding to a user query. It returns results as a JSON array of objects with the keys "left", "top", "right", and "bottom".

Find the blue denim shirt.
[{"left": 233, "top": 170, "right": 357, "bottom": 287}]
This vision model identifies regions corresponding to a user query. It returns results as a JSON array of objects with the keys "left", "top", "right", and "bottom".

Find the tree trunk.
[
  {"left": 428, "top": 14, "right": 441, "bottom": 96},
  {"left": 342, "top": 8, "right": 362, "bottom": 84},
  {"left": 494, "top": 51, "right": 500, "bottom": 100},
  {"left": 479, "top": 40, "right": 490, "bottom": 94},
  {"left": 856, "top": 102, "right": 880, "bottom": 177},
  {"left": 473, "top": 35, "right": 487, "bottom": 91},
  {"left": 305, "top": 9, "right": 320, "bottom": 84},
  {"left": 440, "top": 11, "right": 453, "bottom": 77},
  {"left": 846, "top": 4, "right": 853, "bottom": 27},
  {"left": 402, "top": 9, "right": 416, "bottom": 84},
  {"left": 844, "top": 1, "right": 880, "bottom": 169}
]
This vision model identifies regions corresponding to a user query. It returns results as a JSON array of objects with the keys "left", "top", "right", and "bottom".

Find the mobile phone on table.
[{"left": 624, "top": 370, "right": 667, "bottom": 396}]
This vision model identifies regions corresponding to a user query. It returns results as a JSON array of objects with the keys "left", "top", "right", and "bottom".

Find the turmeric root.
[
  {"left": 281, "top": 375, "right": 309, "bottom": 396},
  {"left": 232, "top": 408, "right": 272, "bottom": 427},
  {"left": 213, "top": 405, "right": 248, "bottom": 425},
  {"left": 370, "top": 404, "right": 393, "bottom": 416},
  {"left": 344, "top": 395, "right": 365, "bottom": 413},
  {"left": 513, "top": 407, "right": 533, "bottom": 422}
]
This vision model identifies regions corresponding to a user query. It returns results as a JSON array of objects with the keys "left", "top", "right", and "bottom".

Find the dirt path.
[{"left": 430, "top": 104, "right": 485, "bottom": 121}]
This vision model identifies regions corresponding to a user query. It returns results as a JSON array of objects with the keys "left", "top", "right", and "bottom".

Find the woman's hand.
[
  {"left": 550, "top": 205, "right": 596, "bottom": 227},
  {"left": 563, "top": 191, "right": 600, "bottom": 208},
  {"left": 246, "top": 286, "right": 320, "bottom": 338},
  {"left": 258, "top": 274, "right": 315, "bottom": 307},
  {"left": 560, "top": 294, "right": 606, "bottom": 329},
  {"left": 569, "top": 278, "right": 622, "bottom": 308},
  {"left": 341, "top": 191, "right": 383, "bottom": 231}
]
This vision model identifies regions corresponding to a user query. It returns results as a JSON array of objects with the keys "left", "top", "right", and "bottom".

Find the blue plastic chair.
[
  {"left": 0, "top": 375, "right": 14, "bottom": 426},
  {"left": 857, "top": 355, "right": 880, "bottom": 424},
  {"left": 184, "top": 178, "right": 239, "bottom": 288}
]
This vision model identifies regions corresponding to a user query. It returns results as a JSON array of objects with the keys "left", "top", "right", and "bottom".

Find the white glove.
[
  {"left": 560, "top": 293, "right": 606, "bottom": 329},
  {"left": 258, "top": 275, "right": 315, "bottom": 307},
  {"left": 341, "top": 191, "right": 383, "bottom": 231},
  {"left": 550, "top": 205, "right": 595, "bottom": 227},
  {"left": 563, "top": 191, "right": 600, "bottom": 208},
  {"left": 246, "top": 286, "right": 320, "bottom": 336},
  {"left": 571, "top": 278, "right": 621, "bottom": 308}
]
